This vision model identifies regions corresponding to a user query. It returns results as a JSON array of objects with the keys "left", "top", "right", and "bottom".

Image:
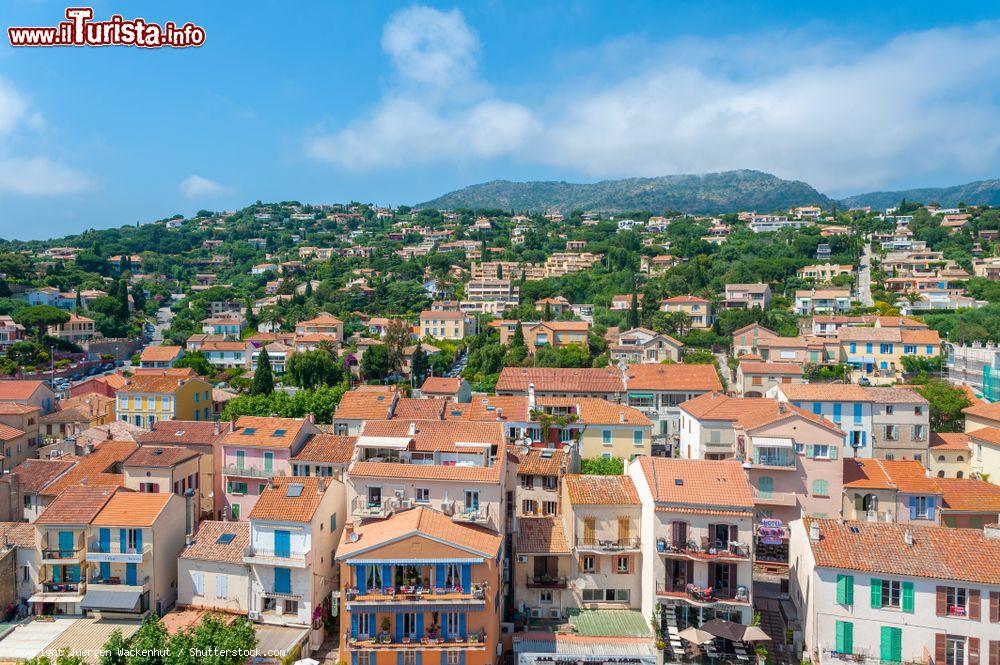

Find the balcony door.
[
  {"left": 534, "top": 556, "right": 557, "bottom": 581},
  {"left": 671, "top": 521, "right": 688, "bottom": 548},
  {"left": 367, "top": 486, "right": 382, "bottom": 506},
  {"left": 464, "top": 490, "right": 479, "bottom": 511}
]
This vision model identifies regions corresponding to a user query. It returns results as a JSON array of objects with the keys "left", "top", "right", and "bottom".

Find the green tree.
[
  {"left": 511, "top": 322, "right": 526, "bottom": 351},
  {"left": 628, "top": 292, "right": 640, "bottom": 329},
  {"left": 100, "top": 629, "right": 129, "bottom": 665},
  {"left": 287, "top": 349, "right": 342, "bottom": 390},
  {"left": 580, "top": 457, "right": 624, "bottom": 475},
  {"left": 251, "top": 347, "right": 274, "bottom": 395},
  {"left": 913, "top": 380, "right": 971, "bottom": 433},
  {"left": 174, "top": 350, "right": 214, "bottom": 377},
  {"left": 383, "top": 319, "right": 412, "bottom": 372},
  {"left": 361, "top": 344, "right": 390, "bottom": 381},
  {"left": 411, "top": 343, "right": 429, "bottom": 383},
  {"left": 15, "top": 305, "right": 70, "bottom": 342},
  {"left": 128, "top": 615, "right": 169, "bottom": 665}
]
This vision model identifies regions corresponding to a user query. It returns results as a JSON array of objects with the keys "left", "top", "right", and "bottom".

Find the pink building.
[{"left": 219, "top": 415, "right": 319, "bottom": 520}]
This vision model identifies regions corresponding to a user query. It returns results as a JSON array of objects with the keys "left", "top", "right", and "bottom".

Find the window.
[
  {"left": 946, "top": 587, "right": 967, "bottom": 616},
  {"left": 912, "top": 496, "right": 930, "bottom": 519},
  {"left": 834, "top": 621, "right": 853, "bottom": 655},
  {"left": 357, "top": 653, "right": 371, "bottom": 665},
  {"left": 813, "top": 445, "right": 831, "bottom": 459},
  {"left": 358, "top": 613, "right": 372, "bottom": 638},
  {"left": 540, "top": 590, "right": 553, "bottom": 603},
  {"left": 446, "top": 653, "right": 461, "bottom": 665},
  {"left": 885, "top": 405, "right": 894, "bottom": 415},
  {"left": 402, "top": 653, "right": 416, "bottom": 665},
  {"left": 543, "top": 501, "right": 557, "bottom": 516},
  {"left": 633, "top": 430, "right": 643, "bottom": 446},
  {"left": 602, "top": 430, "right": 612, "bottom": 445},
  {"left": 330, "top": 513, "right": 337, "bottom": 531},
  {"left": 913, "top": 425, "right": 925, "bottom": 441},
  {"left": 581, "top": 588, "right": 629, "bottom": 602},
  {"left": 521, "top": 475, "right": 534, "bottom": 489},
  {"left": 543, "top": 476, "right": 557, "bottom": 490},
  {"left": 365, "top": 565, "right": 381, "bottom": 589},
  {"left": 915, "top": 405, "right": 923, "bottom": 416},
  {"left": 284, "top": 599, "right": 298, "bottom": 614},
  {"left": 812, "top": 480, "right": 830, "bottom": 497},
  {"left": 836, "top": 575, "right": 854, "bottom": 605},
  {"left": 884, "top": 425, "right": 898, "bottom": 441},
  {"left": 216, "top": 574, "right": 228, "bottom": 599},
  {"left": 415, "top": 488, "right": 430, "bottom": 503},
  {"left": 616, "top": 556, "right": 629, "bottom": 573},
  {"left": 945, "top": 637, "right": 965, "bottom": 665},
  {"left": 880, "top": 580, "right": 902, "bottom": 609},
  {"left": 522, "top": 499, "right": 538, "bottom": 515},
  {"left": 581, "top": 555, "right": 595, "bottom": 573},
  {"left": 192, "top": 572, "right": 205, "bottom": 595},
  {"left": 445, "top": 613, "right": 461, "bottom": 636}
]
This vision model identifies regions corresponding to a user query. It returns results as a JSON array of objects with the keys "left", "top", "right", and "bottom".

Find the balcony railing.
[
  {"left": 244, "top": 545, "right": 308, "bottom": 564},
  {"left": 346, "top": 631, "right": 487, "bottom": 650},
  {"left": 41, "top": 548, "right": 83, "bottom": 562},
  {"left": 656, "top": 583, "right": 750, "bottom": 604},
  {"left": 751, "top": 487, "right": 798, "bottom": 507},
  {"left": 222, "top": 464, "right": 285, "bottom": 478},
  {"left": 450, "top": 502, "right": 490, "bottom": 524},
  {"left": 352, "top": 496, "right": 399, "bottom": 519},
  {"left": 655, "top": 538, "right": 751, "bottom": 559},
  {"left": 748, "top": 454, "right": 796, "bottom": 468},
  {"left": 346, "top": 582, "right": 487, "bottom": 602},
  {"left": 42, "top": 581, "right": 84, "bottom": 594},
  {"left": 85, "top": 542, "right": 153, "bottom": 563},
  {"left": 525, "top": 575, "right": 568, "bottom": 589},
  {"left": 575, "top": 537, "right": 641, "bottom": 552},
  {"left": 89, "top": 574, "right": 149, "bottom": 588}
]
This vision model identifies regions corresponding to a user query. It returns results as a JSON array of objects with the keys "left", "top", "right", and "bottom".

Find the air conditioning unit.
[
  {"left": 398, "top": 499, "right": 414, "bottom": 509},
  {"left": 517, "top": 555, "right": 528, "bottom": 563},
  {"left": 442, "top": 501, "right": 455, "bottom": 516},
  {"left": 548, "top": 609, "right": 561, "bottom": 619},
  {"left": 529, "top": 608, "right": 542, "bottom": 618},
  {"left": 248, "top": 611, "right": 260, "bottom": 621}
]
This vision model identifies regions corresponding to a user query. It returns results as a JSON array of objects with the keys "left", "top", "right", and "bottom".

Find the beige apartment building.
[{"left": 419, "top": 309, "right": 473, "bottom": 340}]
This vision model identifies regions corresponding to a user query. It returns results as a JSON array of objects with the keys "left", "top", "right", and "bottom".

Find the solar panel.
[
  {"left": 216, "top": 533, "right": 236, "bottom": 545},
  {"left": 286, "top": 483, "right": 304, "bottom": 497}
]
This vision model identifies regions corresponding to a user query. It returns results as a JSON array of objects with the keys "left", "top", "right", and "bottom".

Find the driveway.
[{"left": 857, "top": 243, "right": 875, "bottom": 307}]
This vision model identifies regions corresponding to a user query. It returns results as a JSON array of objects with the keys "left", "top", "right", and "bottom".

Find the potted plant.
[{"left": 380, "top": 616, "right": 392, "bottom": 643}]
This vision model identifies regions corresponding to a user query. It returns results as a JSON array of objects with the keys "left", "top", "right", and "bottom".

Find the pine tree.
[
  {"left": 628, "top": 292, "right": 640, "bottom": 329},
  {"left": 511, "top": 322, "right": 526, "bottom": 350},
  {"left": 411, "top": 344, "right": 429, "bottom": 383},
  {"left": 252, "top": 347, "right": 274, "bottom": 395}
]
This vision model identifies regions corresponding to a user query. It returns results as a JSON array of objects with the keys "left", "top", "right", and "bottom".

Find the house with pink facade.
[{"left": 219, "top": 415, "right": 320, "bottom": 520}]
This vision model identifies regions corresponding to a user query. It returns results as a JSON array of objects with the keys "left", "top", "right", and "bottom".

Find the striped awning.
[{"left": 751, "top": 437, "right": 793, "bottom": 448}]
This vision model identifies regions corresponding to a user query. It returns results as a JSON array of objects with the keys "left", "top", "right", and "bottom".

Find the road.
[
  {"left": 857, "top": 243, "right": 874, "bottom": 307},
  {"left": 151, "top": 306, "right": 173, "bottom": 343}
]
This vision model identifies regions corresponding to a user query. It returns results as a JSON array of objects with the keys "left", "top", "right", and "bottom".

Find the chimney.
[
  {"left": 809, "top": 521, "right": 821, "bottom": 543},
  {"left": 778, "top": 402, "right": 787, "bottom": 414},
  {"left": 527, "top": 383, "right": 536, "bottom": 410},
  {"left": 903, "top": 528, "right": 914, "bottom": 547},
  {"left": 619, "top": 411, "right": 625, "bottom": 424},
  {"left": 345, "top": 522, "right": 354, "bottom": 537},
  {"left": 306, "top": 412, "right": 315, "bottom": 424},
  {"left": 408, "top": 422, "right": 417, "bottom": 436},
  {"left": 317, "top": 477, "right": 326, "bottom": 493}
]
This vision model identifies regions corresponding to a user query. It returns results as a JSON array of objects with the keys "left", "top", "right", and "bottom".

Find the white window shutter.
[{"left": 216, "top": 574, "right": 228, "bottom": 599}]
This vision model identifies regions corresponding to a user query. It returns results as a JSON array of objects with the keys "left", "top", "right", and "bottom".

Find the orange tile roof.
[
  {"left": 139, "top": 345, "right": 183, "bottom": 362},
  {"left": 518, "top": 448, "right": 567, "bottom": 477},
  {"left": 535, "top": 397, "right": 651, "bottom": 426},
  {"left": 625, "top": 363, "right": 722, "bottom": 392},
  {"left": 334, "top": 390, "right": 395, "bottom": 420},
  {"left": 0, "top": 380, "right": 48, "bottom": 400},
  {"left": 636, "top": 458, "right": 754, "bottom": 512},
  {"left": 0, "top": 521, "right": 35, "bottom": 548},
  {"left": 496, "top": 367, "right": 622, "bottom": 394},
  {"left": 564, "top": 474, "right": 639, "bottom": 505},
  {"left": 292, "top": 434, "right": 357, "bottom": 465},
  {"left": 446, "top": 395, "right": 531, "bottom": 422},
  {"left": 968, "top": 427, "right": 1000, "bottom": 447},
  {"left": 392, "top": 398, "right": 446, "bottom": 421},
  {"left": 137, "top": 420, "right": 232, "bottom": 446},
  {"left": 928, "top": 432, "right": 971, "bottom": 451},
  {"left": 297, "top": 313, "right": 343, "bottom": 326},
  {"left": 249, "top": 476, "right": 328, "bottom": 522},
  {"left": 804, "top": 517, "right": 1000, "bottom": 585},
  {"left": 125, "top": 445, "right": 200, "bottom": 468},
  {"left": 337, "top": 506, "right": 502, "bottom": 559},
  {"left": 10, "top": 458, "right": 75, "bottom": 494},
  {"left": 179, "top": 520, "right": 250, "bottom": 563},
  {"left": 778, "top": 383, "right": 870, "bottom": 401},
  {"left": 661, "top": 295, "right": 709, "bottom": 304},
  {"left": 842, "top": 458, "right": 939, "bottom": 493},
  {"left": 0, "top": 403, "right": 39, "bottom": 415},
  {"left": 0, "top": 422, "right": 25, "bottom": 440},
  {"left": 963, "top": 402, "right": 1000, "bottom": 421},
  {"left": 120, "top": 374, "right": 200, "bottom": 395},
  {"left": 516, "top": 516, "right": 570, "bottom": 554},
  {"left": 220, "top": 416, "right": 307, "bottom": 449},
  {"left": 420, "top": 377, "right": 463, "bottom": 395},
  {"left": 679, "top": 393, "right": 840, "bottom": 433},
  {"left": 43, "top": 440, "right": 137, "bottom": 496},
  {"left": 935, "top": 478, "right": 1000, "bottom": 513},
  {"left": 92, "top": 491, "right": 174, "bottom": 527},
  {"left": 36, "top": 486, "right": 117, "bottom": 524},
  {"left": 738, "top": 361, "right": 803, "bottom": 375},
  {"left": 360, "top": 419, "right": 505, "bottom": 453},
  {"left": 349, "top": 459, "right": 503, "bottom": 483}
]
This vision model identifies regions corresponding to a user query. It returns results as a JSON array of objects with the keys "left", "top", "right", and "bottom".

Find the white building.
[
  {"left": 790, "top": 518, "right": 1000, "bottom": 665},
  {"left": 177, "top": 520, "right": 250, "bottom": 614}
]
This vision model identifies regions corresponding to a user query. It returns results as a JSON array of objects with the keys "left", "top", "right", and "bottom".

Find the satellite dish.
[{"left": 349, "top": 532, "right": 360, "bottom": 543}]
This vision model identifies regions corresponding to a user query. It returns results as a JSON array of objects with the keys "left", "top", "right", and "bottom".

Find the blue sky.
[{"left": 0, "top": 1, "right": 998, "bottom": 239}]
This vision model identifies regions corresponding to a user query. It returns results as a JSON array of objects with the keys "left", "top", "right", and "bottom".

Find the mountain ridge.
[{"left": 415, "top": 170, "right": 1000, "bottom": 214}]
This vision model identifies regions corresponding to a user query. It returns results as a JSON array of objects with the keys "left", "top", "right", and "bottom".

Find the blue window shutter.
[
  {"left": 416, "top": 653, "right": 422, "bottom": 665},
  {"left": 812, "top": 403, "right": 822, "bottom": 415},
  {"left": 435, "top": 564, "right": 446, "bottom": 588},
  {"left": 459, "top": 612, "right": 467, "bottom": 638},
  {"left": 120, "top": 528, "right": 127, "bottom": 552},
  {"left": 461, "top": 564, "right": 471, "bottom": 591},
  {"left": 909, "top": 496, "right": 917, "bottom": 519},
  {"left": 135, "top": 529, "right": 142, "bottom": 552},
  {"left": 441, "top": 613, "right": 449, "bottom": 639},
  {"left": 126, "top": 562, "right": 137, "bottom": 585},
  {"left": 357, "top": 565, "right": 367, "bottom": 594},
  {"left": 274, "top": 567, "right": 291, "bottom": 594},
  {"left": 927, "top": 497, "right": 936, "bottom": 521},
  {"left": 100, "top": 561, "right": 110, "bottom": 579},
  {"left": 53, "top": 566, "right": 61, "bottom": 583},
  {"left": 416, "top": 612, "right": 424, "bottom": 636},
  {"left": 397, "top": 653, "right": 403, "bottom": 665},
  {"left": 853, "top": 403, "right": 862, "bottom": 422},
  {"left": 350, "top": 613, "right": 358, "bottom": 639},
  {"left": 850, "top": 343, "right": 856, "bottom": 354},
  {"left": 833, "top": 403, "right": 842, "bottom": 422},
  {"left": 441, "top": 653, "right": 447, "bottom": 665},
  {"left": 382, "top": 564, "right": 392, "bottom": 589},
  {"left": 274, "top": 530, "right": 290, "bottom": 558},
  {"left": 99, "top": 528, "right": 110, "bottom": 552},
  {"left": 351, "top": 653, "right": 358, "bottom": 665},
  {"left": 861, "top": 431, "right": 867, "bottom": 447},
  {"left": 394, "top": 614, "right": 403, "bottom": 642},
  {"left": 460, "top": 652, "right": 466, "bottom": 665}
]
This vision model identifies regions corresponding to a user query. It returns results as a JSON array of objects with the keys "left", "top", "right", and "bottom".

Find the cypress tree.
[{"left": 252, "top": 346, "right": 274, "bottom": 395}]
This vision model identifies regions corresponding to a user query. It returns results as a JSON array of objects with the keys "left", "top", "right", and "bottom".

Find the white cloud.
[
  {"left": 179, "top": 174, "right": 232, "bottom": 199},
  {"left": 307, "top": 11, "right": 1000, "bottom": 193},
  {"left": 0, "top": 77, "right": 91, "bottom": 196}
]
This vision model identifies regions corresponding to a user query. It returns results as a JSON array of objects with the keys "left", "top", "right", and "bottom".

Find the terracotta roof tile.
[
  {"left": 0, "top": 422, "right": 26, "bottom": 440},
  {"left": 0, "top": 403, "right": 39, "bottom": 415},
  {"left": 564, "top": 474, "right": 639, "bottom": 505},
  {"left": 43, "top": 440, "right": 137, "bottom": 495},
  {"left": 518, "top": 448, "right": 567, "bottom": 477},
  {"left": 92, "top": 491, "right": 174, "bottom": 527},
  {"left": 936, "top": 478, "right": 1000, "bottom": 513},
  {"left": 392, "top": 398, "right": 446, "bottom": 421},
  {"left": 842, "top": 458, "right": 939, "bottom": 493},
  {"left": 337, "top": 506, "right": 502, "bottom": 559},
  {"left": 636, "top": 458, "right": 754, "bottom": 512},
  {"left": 10, "top": 458, "right": 76, "bottom": 494},
  {"left": 334, "top": 390, "right": 395, "bottom": 420},
  {"left": 968, "top": 427, "right": 1000, "bottom": 446},
  {"left": 36, "top": 486, "right": 117, "bottom": 524},
  {"left": 360, "top": 419, "right": 505, "bottom": 453},
  {"left": 963, "top": 402, "right": 1000, "bottom": 421},
  {"left": 120, "top": 374, "right": 202, "bottom": 395},
  {"left": 125, "top": 445, "right": 200, "bottom": 468},
  {"left": 220, "top": 416, "right": 308, "bottom": 449},
  {"left": 249, "top": 476, "right": 328, "bottom": 522},
  {"left": 625, "top": 364, "right": 722, "bottom": 392},
  {"left": 0, "top": 521, "right": 35, "bottom": 548},
  {"left": 516, "top": 516, "right": 570, "bottom": 554},
  {"left": 496, "top": 367, "right": 622, "bottom": 394},
  {"left": 804, "top": 517, "right": 1000, "bottom": 585},
  {"left": 421, "top": 377, "right": 463, "bottom": 395},
  {"left": 179, "top": 520, "right": 250, "bottom": 563},
  {"left": 928, "top": 432, "right": 971, "bottom": 451},
  {"left": 139, "top": 345, "right": 183, "bottom": 362},
  {"left": 292, "top": 434, "right": 356, "bottom": 465},
  {"left": 535, "top": 397, "right": 651, "bottom": 426},
  {"left": 137, "top": 420, "right": 233, "bottom": 446},
  {"left": 0, "top": 380, "right": 47, "bottom": 400},
  {"left": 349, "top": 459, "right": 503, "bottom": 483},
  {"left": 446, "top": 395, "right": 530, "bottom": 422}
]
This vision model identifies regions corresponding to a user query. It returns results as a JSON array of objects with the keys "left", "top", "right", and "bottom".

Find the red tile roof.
[
  {"left": 36, "top": 486, "right": 117, "bottom": 524},
  {"left": 842, "top": 458, "right": 940, "bottom": 493},
  {"left": 337, "top": 506, "right": 502, "bottom": 559},
  {"left": 220, "top": 416, "right": 308, "bottom": 449},
  {"left": 496, "top": 367, "right": 622, "bottom": 394},
  {"left": 564, "top": 474, "right": 639, "bottom": 505},
  {"left": 518, "top": 448, "right": 568, "bottom": 477},
  {"left": 0, "top": 380, "right": 48, "bottom": 400},
  {"left": 516, "top": 516, "right": 570, "bottom": 554},
  {"left": 635, "top": 458, "right": 754, "bottom": 512},
  {"left": 249, "top": 476, "right": 329, "bottom": 522},
  {"left": 625, "top": 364, "right": 722, "bottom": 392},
  {"left": 179, "top": 520, "right": 250, "bottom": 564},
  {"left": 292, "top": 434, "right": 357, "bottom": 465},
  {"left": 420, "top": 377, "right": 463, "bottom": 395}
]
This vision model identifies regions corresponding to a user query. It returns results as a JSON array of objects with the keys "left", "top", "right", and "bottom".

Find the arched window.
[
  {"left": 957, "top": 455, "right": 965, "bottom": 462},
  {"left": 861, "top": 494, "right": 878, "bottom": 512},
  {"left": 957, "top": 471, "right": 964, "bottom": 478},
  {"left": 937, "top": 470, "right": 945, "bottom": 478},
  {"left": 937, "top": 455, "right": 945, "bottom": 462}
]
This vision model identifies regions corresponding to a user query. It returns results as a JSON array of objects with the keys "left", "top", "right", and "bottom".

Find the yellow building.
[
  {"left": 419, "top": 309, "right": 472, "bottom": 340},
  {"left": 928, "top": 433, "right": 972, "bottom": 479},
  {"left": 116, "top": 374, "right": 214, "bottom": 428},
  {"left": 659, "top": 296, "right": 714, "bottom": 329},
  {"left": 838, "top": 328, "right": 941, "bottom": 378},
  {"left": 531, "top": 397, "right": 653, "bottom": 460}
]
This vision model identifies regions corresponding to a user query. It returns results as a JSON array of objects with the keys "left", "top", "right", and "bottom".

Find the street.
[{"left": 857, "top": 243, "right": 874, "bottom": 307}]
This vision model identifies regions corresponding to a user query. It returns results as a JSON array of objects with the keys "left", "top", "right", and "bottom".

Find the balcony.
[
  {"left": 351, "top": 496, "right": 399, "bottom": 520},
  {"left": 243, "top": 545, "right": 309, "bottom": 568},
  {"left": 88, "top": 574, "right": 149, "bottom": 591},
  {"left": 222, "top": 464, "right": 285, "bottom": 479},
  {"left": 346, "top": 582, "right": 488, "bottom": 604},
  {"left": 747, "top": 454, "right": 797, "bottom": 470},
  {"left": 449, "top": 502, "right": 490, "bottom": 525},
  {"left": 574, "top": 537, "right": 641, "bottom": 553},
  {"left": 751, "top": 487, "right": 799, "bottom": 507},
  {"left": 525, "top": 575, "right": 568, "bottom": 589},
  {"left": 41, "top": 581, "right": 85, "bottom": 594},
  {"left": 655, "top": 538, "right": 751, "bottom": 560},
  {"left": 85, "top": 541, "right": 152, "bottom": 564},
  {"left": 41, "top": 547, "right": 85, "bottom": 564},
  {"left": 346, "top": 631, "right": 487, "bottom": 651},
  {"left": 656, "top": 583, "right": 750, "bottom": 606}
]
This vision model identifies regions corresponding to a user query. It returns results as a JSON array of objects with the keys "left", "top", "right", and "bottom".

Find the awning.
[
  {"left": 350, "top": 558, "right": 484, "bottom": 565},
  {"left": 81, "top": 588, "right": 141, "bottom": 611},
  {"left": 28, "top": 593, "right": 85, "bottom": 604},
  {"left": 357, "top": 436, "right": 411, "bottom": 449},
  {"left": 347, "top": 602, "right": 485, "bottom": 612},
  {"left": 628, "top": 393, "right": 655, "bottom": 400},
  {"left": 751, "top": 437, "right": 793, "bottom": 448}
]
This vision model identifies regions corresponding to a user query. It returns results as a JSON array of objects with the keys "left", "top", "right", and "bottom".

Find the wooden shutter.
[
  {"left": 991, "top": 591, "right": 1000, "bottom": 623},
  {"left": 936, "top": 586, "right": 947, "bottom": 616},
  {"left": 729, "top": 524, "right": 738, "bottom": 543},
  {"left": 902, "top": 581, "right": 914, "bottom": 613},
  {"left": 583, "top": 517, "right": 595, "bottom": 545},
  {"left": 618, "top": 517, "right": 630, "bottom": 542},
  {"left": 970, "top": 638, "right": 980, "bottom": 665},
  {"left": 871, "top": 578, "right": 882, "bottom": 608},
  {"left": 728, "top": 564, "right": 737, "bottom": 594},
  {"left": 708, "top": 563, "right": 717, "bottom": 590},
  {"left": 970, "top": 588, "right": 982, "bottom": 621},
  {"left": 989, "top": 640, "right": 1000, "bottom": 665},
  {"left": 935, "top": 634, "right": 947, "bottom": 665},
  {"left": 686, "top": 560, "right": 694, "bottom": 585}
]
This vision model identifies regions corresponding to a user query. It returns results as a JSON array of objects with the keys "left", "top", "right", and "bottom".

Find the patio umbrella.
[
  {"left": 701, "top": 618, "right": 746, "bottom": 642},
  {"left": 740, "top": 626, "right": 772, "bottom": 642},
  {"left": 678, "top": 626, "right": 716, "bottom": 645},
  {"left": 293, "top": 659, "right": 319, "bottom": 665}
]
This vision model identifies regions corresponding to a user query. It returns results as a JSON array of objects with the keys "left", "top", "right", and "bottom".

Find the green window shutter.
[
  {"left": 835, "top": 621, "right": 845, "bottom": 653},
  {"left": 879, "top": 626, "right": 892, "bottom": 662},
  {"left": 829, "top": 445, "right": 839, "bottom": 459},
  {"left": 901, "top": 582, "right": 914, "bottom": 613},
  {"left": 845, "top": 575, "right": 854, "bottom": 605},
  {"left": 891, "top": 628, "right": 901, "bottom": 662},
  {"left": 836, "top": 574, "right": 854, "bottom": 605},
  {"left": 854, "top": 494, "right": 863, "bottom": 512},
  {"left": 805, "top": 444, "right": 814, "bottom": 457},
  {"left": 843, "top": 622, "right": 853, "bottom": 655},
  {"left": 871, "top": 578, "right": 882, "bottom": 608},
  {"left": 880, "top": 627, "right": 901, "bottom": 663}
]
